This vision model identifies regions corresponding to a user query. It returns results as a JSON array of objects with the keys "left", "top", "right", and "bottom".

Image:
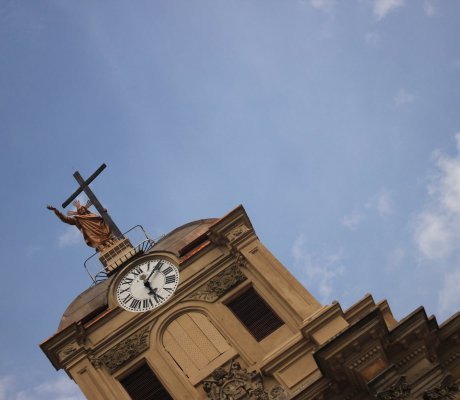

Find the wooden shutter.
[
  {"left": 163, "top": 312, "right": 231, "bottom": 379},
  {"left": 226, "top": 286, "right": 284, "bottom": 341},
  {"left": 119, "top": 363, "right": 172, "bottom": 400}
]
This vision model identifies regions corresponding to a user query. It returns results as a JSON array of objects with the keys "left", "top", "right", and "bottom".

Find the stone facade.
[{"left": 41, "top": 206, "right": 460, "bottom": 399}]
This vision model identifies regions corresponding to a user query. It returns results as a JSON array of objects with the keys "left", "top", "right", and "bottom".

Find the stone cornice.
[
  {"left": 40, "top": 322, "right": 88, "bottom": 370},
  {"left": 207, "top": 205, "right": 256, "bottom": 250}
]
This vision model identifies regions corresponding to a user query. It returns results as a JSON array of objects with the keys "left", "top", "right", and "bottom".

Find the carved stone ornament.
[
  {"left": 226, "top": 224, "right": 250, "bottom": 242},
  {"left": 376, "top": 377, "right": 411, "bottom": 400},
  {"left": 203, "top": 359, "right": 286, "bottom": 400},
  {"left": 269, "top": 385, "right": 288, "bottom": 400},
  {"left": 90, "top": 325, "right": 150, "bottom": 374},
  {"left": 58, "top": 342, "right": 79, "bottom": 361},
  {"left": 187, "top": 264, "right": 247, "bottom": 302},
  {"left": 423, "top": 375, "right": 459, "bottom": 400}
]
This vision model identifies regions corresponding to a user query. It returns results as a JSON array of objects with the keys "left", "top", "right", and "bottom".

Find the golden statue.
[{"left": 47, "top": 200, "right": 116, "bottom": 251}]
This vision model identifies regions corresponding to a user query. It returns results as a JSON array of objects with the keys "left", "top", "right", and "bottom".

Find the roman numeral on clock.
[
  {"left": 131, "top": 266, "right": 143, "bottom": 276},
  {"left": 151, "top": 290, "right": 164, "bottom": 303},
  {"left": 130, "top": 299, "right": 142, "bottom": 310},
  {"left": 165, "top": 275, "right": 176, "bottom": 285},
  {"left": 121, "top": 277, "right": 133, "bottom": 286},
  {"left": 123, "top": 294, "right": 134, "bottom": 304},
  {"left": 153, "top": 260, "right": 164, "bottom": 272},
  {"left": 143, "top": 298, "right": 153, "bottom": 309},
  {"left": 162, "top": 266, "right": 173, "bottom": 275}
]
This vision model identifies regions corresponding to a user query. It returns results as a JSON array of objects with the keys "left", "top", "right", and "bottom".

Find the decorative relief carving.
[
  {"left": 89, "top": 325, "right": 150, "bottom": 374},
  {"left": 58, "top": 342, "right": 79, "bottom": 361},
  {"left": 235, "top": 253, "right": 247, "bottom": 269},
  {"left": 376, "top": 377, "right": 411, "bottom": 400},
  {"left": 88, "top": 354, "right": 103, "bottom": 369},
  {"left": 423, "top": 375, "right": 459, "bottom": 400},
  {"left": 269, "top": 385, "right": 288, "bottom": 400},
  {"left": 203, "top": 360, "right": 285, "bottom": 400},
  {"left": 187, "top": 265, "right": 247, "bottom": 302},
  {"left": 226, "top": 224, "right": 250, "bottom": 242}
]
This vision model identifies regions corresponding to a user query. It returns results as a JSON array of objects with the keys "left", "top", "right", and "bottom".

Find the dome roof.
[{"left": 58, "top": 218, "right": 217, "bottom": 331}]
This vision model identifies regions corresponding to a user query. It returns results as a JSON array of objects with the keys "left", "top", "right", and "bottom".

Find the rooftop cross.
[{"left": 62, "top": 163, "right": 123, "bottom": 238}]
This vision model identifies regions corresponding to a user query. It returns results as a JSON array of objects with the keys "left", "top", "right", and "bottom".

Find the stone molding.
[
  {"left": 186, "top": 264, "right": 247, "bottom": 303},
  {"left": 203, "top": 359, "right": 288, "bottom": 400},
  {"left": 376, "top": 377, "right": 411, "bottom": 400},
  {"left": 90, "top": 325, "right": 151, "bottom": 374},
  {"left": 423, "top": 375, "right": 459, "bottom": 400},
  {"left": 349, "top": 344, "right": 382, "bottom": 369}
]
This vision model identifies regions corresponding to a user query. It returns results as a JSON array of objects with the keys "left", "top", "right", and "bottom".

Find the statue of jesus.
[{"left": 47, "top": 200, "right": 116, "bottom": 252}]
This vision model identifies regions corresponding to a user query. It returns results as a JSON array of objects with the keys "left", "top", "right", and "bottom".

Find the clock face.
[{"left": 116, "top": 258, "right": 180, "bottom": 312}]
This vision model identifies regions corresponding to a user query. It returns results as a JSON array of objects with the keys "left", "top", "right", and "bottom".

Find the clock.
[{"left": 116, "top": 258, "right": 180, "bottom": 312}]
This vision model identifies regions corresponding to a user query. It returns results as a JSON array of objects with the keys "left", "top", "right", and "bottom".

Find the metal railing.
[{"left": 84, "top": 225, "right": 156, "bottom": 284}]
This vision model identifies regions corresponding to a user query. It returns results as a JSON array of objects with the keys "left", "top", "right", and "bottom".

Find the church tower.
[{"left": 42, "top": 204, "right": 460, "bottom": 399}]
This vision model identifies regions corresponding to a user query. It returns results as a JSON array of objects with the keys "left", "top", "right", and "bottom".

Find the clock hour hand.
[
  {"left": 143, "top": 279, "right": 155, "bottom": 292},
  {"left": 144, "top": 284, "right": 164, "bottom": 303},
  {"left": 143, "top": 280, "right": 164, "bottom": 300}
]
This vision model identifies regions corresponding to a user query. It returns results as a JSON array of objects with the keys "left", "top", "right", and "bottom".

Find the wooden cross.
[{"left": 62, "top": 163, "right": 123, "bottom": 238}]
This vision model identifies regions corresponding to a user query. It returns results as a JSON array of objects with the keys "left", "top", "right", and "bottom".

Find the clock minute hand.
[{"left": 145, "top": 260, "right": 163, "bottom": 282}]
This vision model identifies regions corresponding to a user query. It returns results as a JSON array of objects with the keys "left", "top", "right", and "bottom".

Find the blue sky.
[{"left": 1, "top": 0, "right": 460, "bottom": 398}]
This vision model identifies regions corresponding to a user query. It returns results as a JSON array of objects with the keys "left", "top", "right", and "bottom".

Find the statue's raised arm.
[
  {"left": 47, "top": 200, "right": 115, "bottom": 251},
  {"left": 47, "top": 205, "right": 76, "bottom": 225}
]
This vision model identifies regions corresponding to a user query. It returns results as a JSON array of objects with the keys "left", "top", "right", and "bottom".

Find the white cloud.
[
  {"left": 341, "top": 212, "right": 364, "bottom": 230},
  {"left": 0, "top": 375, "right": 83, "bottom": 400},
  {"left": 58, "top": 227, "right": 81, "bottom": 248},
  {"left": 342, "top": 189, "right": 392, "bottom": 229},
  {"left": 423, "top": 1, "right": 436, "bottom": 16},
  {"left": 376, "top": 190, "right": 393, "bottom": 217},
  {"left": 438, "top": 269, "right": 460, "bottom": 317},
  {"left": 414, "top": 134, "right": 460, "bottom": 260},
  {"left": 394, "top": 88, "right": 416, "bottom": 107},
  {"left": 309, "top": 0, "right": 335, "bottom": 12},
  {"left": 0, "top": 376, "right": 15, "bottom": 400},
  {"left": 292, "top": 235, "right": 345, "bottom": 302},
  {"left": 373, "top": 0, "right": 404, "bottom": 20},
  {"left": 414, "top": 212, "right": 453, "bottom": 260}
]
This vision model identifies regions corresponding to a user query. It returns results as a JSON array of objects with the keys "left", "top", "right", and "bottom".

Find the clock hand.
[
  {"left": 150, "top": 287, "right": 164, "bottom": 302},
  {"left": 143, "top": 280, "right": 164, "bottom": 301},
  {"left": 143, "top": 279, "right": 155, "bottom": 292},
  {"left": 145, "top": 260, "right": 163, "bottom": 282}
]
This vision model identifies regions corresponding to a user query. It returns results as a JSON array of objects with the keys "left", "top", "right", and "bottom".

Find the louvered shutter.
[
  {"left": 226, "top": 287, "right": 284, "bottom": 341},
  {"left": 119, "top": 363, "right": 172, "bottom": 400}
]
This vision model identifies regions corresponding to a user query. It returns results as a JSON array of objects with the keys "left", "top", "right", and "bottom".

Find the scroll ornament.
[
  {"left": 377, "top": 377, "right": 411, "bottom": 400},
  {"left": 187, "top": 264, "right": 247, "bottom": 302},
  {"left": 58, "top": 342, "right": 79, "bottom": 361},
  {"left": 226, "top": 225, "right": 250, "bottom": 242},
  {"left": 90, "top": 325, "right": 150, "bottom": 373}
]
